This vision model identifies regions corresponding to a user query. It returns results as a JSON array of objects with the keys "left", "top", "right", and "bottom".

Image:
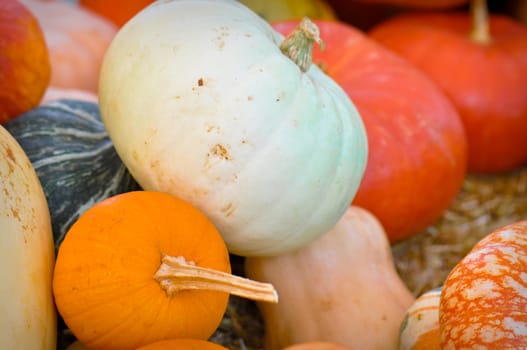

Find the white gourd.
[
  {"left": 99, "top": 0, "right": 367, "bottom": 256},
  {"left": 0, "top": 125, "right": 56, "bottom": 349}
]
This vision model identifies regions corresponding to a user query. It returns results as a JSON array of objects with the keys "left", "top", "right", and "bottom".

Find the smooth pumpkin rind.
[
  {"left": 0, "top": 125, "right": 56, "bottom": 349},
  {"left": 369, "top": 12, "right": 527, "bottom": 173}
]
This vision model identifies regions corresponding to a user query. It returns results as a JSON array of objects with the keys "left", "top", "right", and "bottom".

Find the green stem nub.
[{"left": 280, "top": 17, "right": 325, "bottom": 73}]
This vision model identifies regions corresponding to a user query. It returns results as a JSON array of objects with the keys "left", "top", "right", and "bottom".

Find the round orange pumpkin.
[
  {"left": 0, "top": 0, "right": 50, "bottom": 123},
  {"left": 52, "top": 190, "right": 277, "bottom": 350}
]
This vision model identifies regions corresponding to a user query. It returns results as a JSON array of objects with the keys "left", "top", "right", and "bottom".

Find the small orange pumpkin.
[
  {"left": 135, "top": 338, "right": 229, "bottom": 350},
  {"left": 52, "top": 190, "right": 277, "bottom": 350},
  {"left": 0, "top": 0, "right": 50, "bottom": 123},
  {"left": 440, "top": 221, "right": 527, "bottom": 348}
]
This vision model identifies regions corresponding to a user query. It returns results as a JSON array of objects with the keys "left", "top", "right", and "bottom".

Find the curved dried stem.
[{"left": 154, "top": 255, "right": 278, "bottom": 303}]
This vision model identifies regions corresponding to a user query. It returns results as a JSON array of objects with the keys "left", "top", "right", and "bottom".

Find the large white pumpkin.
[
  {"left": 0, "top": 125, "right": 56, "bottom": 349},
  {"left": 98, "top": 0, "right": 367, "bottom": 256}
]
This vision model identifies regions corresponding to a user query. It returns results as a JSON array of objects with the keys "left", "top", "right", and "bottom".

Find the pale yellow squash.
[{"left": 0, "top": 125, "right": 56, "bottom": 349}]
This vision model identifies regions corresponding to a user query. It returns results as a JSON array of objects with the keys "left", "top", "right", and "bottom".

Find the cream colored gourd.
[
  {"left": 0, "top": 125, "right": 56, "bottom": 349},
  {"left": 98, "top": 0, "right": 368, "bottom": 257},
  {"left": 399, "top": 287, "right": 441, "bottom": 350},
  {"left": 245, "top": 206, "right": 415, "bottom": 349}
]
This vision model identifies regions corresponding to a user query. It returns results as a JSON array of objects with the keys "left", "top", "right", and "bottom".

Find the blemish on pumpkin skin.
[
  {"left": 206, "top": 125, "right": 221, "bottom": 133},
  {"left": 4, "top": 145, "right": 15, "bottom": 174},
  {"left": 132, "top": 150, "right": 139, "bottom": 162},
  {"left": 10, "top": 207, "right": 21, "bottom": 222},
  {"left": 220, "top": 202, "right": 236, "bottom": 217},
  {"left": 214, "top": 26, "right": 229, "bottom": 49},
  {"left": 208, "top": 144, "right": 231, "bottom": 160}
]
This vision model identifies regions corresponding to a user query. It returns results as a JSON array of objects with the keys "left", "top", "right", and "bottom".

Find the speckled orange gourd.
[
  {"left": 399, "top": 287, "right": 441, "bottom": 350},
  {"left": 439, "top": 221, "right": 527, "bottom": 349}
]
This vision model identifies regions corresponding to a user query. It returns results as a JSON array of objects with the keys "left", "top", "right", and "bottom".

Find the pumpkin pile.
[{"left": 0, "top": 0, "right": 526, "bottom": 349}]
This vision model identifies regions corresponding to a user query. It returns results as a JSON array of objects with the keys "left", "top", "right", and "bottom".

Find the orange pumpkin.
[
  {"left": 440, "top": 221, "right": 527, "bottom": 348},
  {"left": 20, "top": 0, "right": 117, "bottom": 92},
  {"left": 0, "top": 0, "right": 50, "bottom": 123},
  {"left": 135, "top": 339, "right": 229, "bottom": 350},
  {"left": 52, "top": 191, "right": 277, "bottom": 350},
  {"left": 370, "top": 0, "right": 527, "bottom": 173},
  {"left": 79, "top": 0, "right": 153, "bottom": 27}
]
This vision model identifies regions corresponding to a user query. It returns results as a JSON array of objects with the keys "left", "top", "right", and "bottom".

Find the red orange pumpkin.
[{"left": 370, "top": 0, "right": 527, "bottom": 173}]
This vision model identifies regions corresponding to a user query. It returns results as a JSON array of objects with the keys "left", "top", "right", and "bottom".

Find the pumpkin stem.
[
  {"left": 153, "top": 255, "right": 278, "bottom": 303},
  {"left": 469, "top": 0, "right": 491, "bottom": 44},
  {"left": 280, "top": 17, "right": 325, "bottom": 72}
]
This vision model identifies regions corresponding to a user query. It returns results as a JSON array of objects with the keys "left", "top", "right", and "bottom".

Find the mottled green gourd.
[{"left": 5, "top": 99, "right": 140, "bottom": 250}]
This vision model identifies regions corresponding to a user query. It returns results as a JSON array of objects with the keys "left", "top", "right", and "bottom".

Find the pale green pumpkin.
[{"left": 99, "top": 0, "right": 368, "bottom": 256}]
